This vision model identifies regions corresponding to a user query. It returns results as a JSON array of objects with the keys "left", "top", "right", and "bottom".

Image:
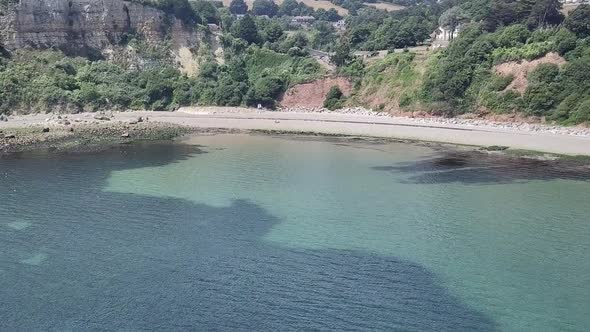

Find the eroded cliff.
[{"left": 0, "top": 0, "right": 202, "bottom": 57}]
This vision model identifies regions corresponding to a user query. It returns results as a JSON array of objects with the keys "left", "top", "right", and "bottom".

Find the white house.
[
  {"left": 332, "top": 20, "right": 346, "bottom": 31},
  {"left": 431, "top": 25, "right": 461, "bottom": 42}
]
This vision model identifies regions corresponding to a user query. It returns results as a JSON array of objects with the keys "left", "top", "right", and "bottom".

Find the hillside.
[
  {"left": 335, "top": 1, "right": 590, "bottom": 125},
  {"left": 0, "top": 0, "right": 589, "bottom": 126},
  {"left": 220, "top": 0, "right": 349, "bottom": 15}
]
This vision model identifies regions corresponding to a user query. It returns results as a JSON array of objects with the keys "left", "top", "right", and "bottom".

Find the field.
[
  {"left": 363, "top": 2, "right": 404, "bottom": 12},
  {"left": 220, "top": 0, "right": 349, "bottom": 16}
]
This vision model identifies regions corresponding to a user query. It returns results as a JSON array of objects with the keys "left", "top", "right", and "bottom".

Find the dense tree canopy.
[
  {"left": 252, "top": 0, "right": 279, "bottom": 17},
  {"left": 565, "top": 5, "right": 590, "bottom": 38},
  {"left": 229, "top": 0, "right": 248, "bottom": 14}
]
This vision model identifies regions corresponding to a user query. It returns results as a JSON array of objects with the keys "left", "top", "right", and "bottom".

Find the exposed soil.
[
  {"left": 494, "top": 52, "right": 566, "bottom": 94},
  {"left": 279, "top": 77, "right": 353, "bottom": 108}
]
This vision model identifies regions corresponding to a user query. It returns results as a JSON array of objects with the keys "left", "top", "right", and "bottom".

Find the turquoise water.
[{"left": 1, "top": 134, "right": 589, "bottom": 330}]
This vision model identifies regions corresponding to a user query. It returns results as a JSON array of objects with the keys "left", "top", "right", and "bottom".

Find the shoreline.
[{"left": 1, "top": 108, "right": 590, "bottom": 156}]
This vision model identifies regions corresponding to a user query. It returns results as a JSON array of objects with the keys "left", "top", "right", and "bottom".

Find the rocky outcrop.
[{"left": 0, "top": 0, "right": 201, "bottom": 55}]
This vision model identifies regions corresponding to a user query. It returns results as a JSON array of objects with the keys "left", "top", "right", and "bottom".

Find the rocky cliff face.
[{"left": 0, "top": 0, "right": 201, "bottom": 55}]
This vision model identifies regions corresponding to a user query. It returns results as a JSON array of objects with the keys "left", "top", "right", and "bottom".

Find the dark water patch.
[
  {"left": 373, "top": 152, "right": 590, "bottom": 184},
  {"left": 0, "top": 143, "right": 496, "bottom": 331}
]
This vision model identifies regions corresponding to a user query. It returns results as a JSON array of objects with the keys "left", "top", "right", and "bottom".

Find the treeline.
[
  {"left": 228, "top": 0, "right": 342, "bottom": 21},
  {"left": 0, "top": 0, "right": 328, "bottom": 113},
  {"left": 131, "top": 0, "right": 202, "bottom": 24},
  {"left": 345, "top": 5, "right": 441, "bottom": 51},
  {"left": 0, "top": 45, "right": 320, "bottom": 113}
]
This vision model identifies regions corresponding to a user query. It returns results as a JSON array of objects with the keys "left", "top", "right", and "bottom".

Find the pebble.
[{"left": 278, "top": 107, "right": 590, "bottom": 137}]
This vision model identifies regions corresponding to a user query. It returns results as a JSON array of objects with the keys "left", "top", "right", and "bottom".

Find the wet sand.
[{"left": 2, "top": 108, "right": 590, "bottom": 155}]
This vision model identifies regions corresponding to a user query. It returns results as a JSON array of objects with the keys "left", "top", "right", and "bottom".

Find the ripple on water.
[
  {"left": 20, "top": 253, "right": 48, "bottom": 266},
  {"left": 6, "top": 221, "right": 32, "bottom": 231}
]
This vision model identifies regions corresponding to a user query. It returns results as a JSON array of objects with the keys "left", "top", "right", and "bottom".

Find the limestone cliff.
[{"left": 0, "top": 0, "right": 202, "bottom": 56}]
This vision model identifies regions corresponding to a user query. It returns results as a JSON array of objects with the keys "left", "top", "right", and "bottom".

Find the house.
[
  {"left": 207, "top": 24, "right": 220, "bottom": 33},
  {"left": 291, "top": 16, "right": 315, "bottom": 27},
  {"left": 332, "top": 20, "right": 346, "bottom": 31},
  {"left": 431, "top": 25, "right": 461, "bottom": 42}
]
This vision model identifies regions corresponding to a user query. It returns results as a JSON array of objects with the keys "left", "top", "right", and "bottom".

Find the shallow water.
[{"left": 1, "top": 135, "right": 589, "bottom": 331}]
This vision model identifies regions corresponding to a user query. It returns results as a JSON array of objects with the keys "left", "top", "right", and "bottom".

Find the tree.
[
  {"left": 262, "top": 20, "right": 284, "bottom": 43},
  {"left": 229, "top": 0, "right": 248, "bottom": 15},
  {"left": 565, "top": 4, "right": 590, "bottom": 38},
  {"left": 155, "top": 0, "right": 200, "bottom": 25},
  {"left": 439, "top": 7, "right": 470, "bottom": 41},
  {"left": 311, "top": 22, "right": 336, "bottom": 50},
  {"left": 232, "top": 14, "right": 260, "bottom": 44},
  {"left": 331, "top": 41, "right": 351, "bottom": 67},
  {"left": 252, "top": 0, "right": 279, "bottom": 17},
  {"left": 526, "top": 0, "right": 563, "bottom": 29},
  {"left": 191, "top": 0, "right": 220, "bottom": 24},
  {"left": 278, "top": 0, "right": 299, "bottom": 16}
]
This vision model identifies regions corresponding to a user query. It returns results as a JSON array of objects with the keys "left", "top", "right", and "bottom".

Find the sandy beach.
[{"left": 2, "top": 107, "right": 590, "bottom": 155}]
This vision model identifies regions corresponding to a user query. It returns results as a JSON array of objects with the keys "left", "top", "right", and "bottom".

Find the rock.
[
  {"left": 128, "top": 119, "right": 138, "bottom": 125},
  {"left": 121, "top": 132, "right": 130, "bottom": 138},
  {"left": 5, "top": 134, "right": 16, "bottom": 139},
  {"left": 42, "top": 127, "right": 50, "bottom": 133},
  {"left": 0, "top": 0, "right": 202, "bottom": 55},
  {"left": 137, "top": 116, "right": 144, "bottom": 123},
  {"left": 94, "top": 114, "right": 111, "bottom": 121}
]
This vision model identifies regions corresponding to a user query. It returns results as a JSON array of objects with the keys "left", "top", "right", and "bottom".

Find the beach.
[{"left": 1, "top": 107, "right": 590, "bottom": 155}]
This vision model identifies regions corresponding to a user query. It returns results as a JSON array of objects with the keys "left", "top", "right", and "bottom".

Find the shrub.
[
  {"left": 488, "top": 74, "right": 514, "bottom": 91},
  {"left": 323, "top": 86, "right": 345, "bottom": 110},
  {"left": 245, "top": 76, "right": 284, "bottom": 108},
  {"left": 523, "top": 84, "right": 557, "bottom": 115},
  {"left": 557, "top": 36, "right": 577, "bottom": 55},
  {"left": 496, "top": 24, "right": 530, "bottom": 48},
  {"left": 569, "top": 98, "right": 590, "bottom": 124},
  {"left": 492, "top": 41, "right": 554, "bottom": 63},
  {"left": 527, "top": 63, "right": 559, "bottom": 85}
]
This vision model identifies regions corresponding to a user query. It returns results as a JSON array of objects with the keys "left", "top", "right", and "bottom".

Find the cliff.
[{"left": 0, "top": 0, "right": 202, "bottom": 56}]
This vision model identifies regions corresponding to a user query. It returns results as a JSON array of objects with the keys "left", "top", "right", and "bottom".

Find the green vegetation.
[
  {"left": 1, "top": 0, "right": 590, "bottom": 126},
  {"left": 131, "top": 0, "right": 201, "bottom": 24},
  {"left": 323, "top": 86, "right": 345, "bottom": 110},
  {"left": 349, "top": 52, "right": 424, "bottom": 112},
  {"left": 0, "top": 41, "right": 321, "bottom": 113},
  {"left": 419, "top": 2, "right": 590, "bottom": 124}
]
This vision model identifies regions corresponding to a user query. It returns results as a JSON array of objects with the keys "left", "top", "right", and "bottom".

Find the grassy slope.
[{"left": 349, "top": 51, "right": 429, "bottom": 113}]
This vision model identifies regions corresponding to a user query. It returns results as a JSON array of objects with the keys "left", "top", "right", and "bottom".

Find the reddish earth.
[
  {"left": 494, "top": 52, "right": 566, "bottom": 94},
  {"left": 279, "top": 77, "right": 352, "bottom": 108}
]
